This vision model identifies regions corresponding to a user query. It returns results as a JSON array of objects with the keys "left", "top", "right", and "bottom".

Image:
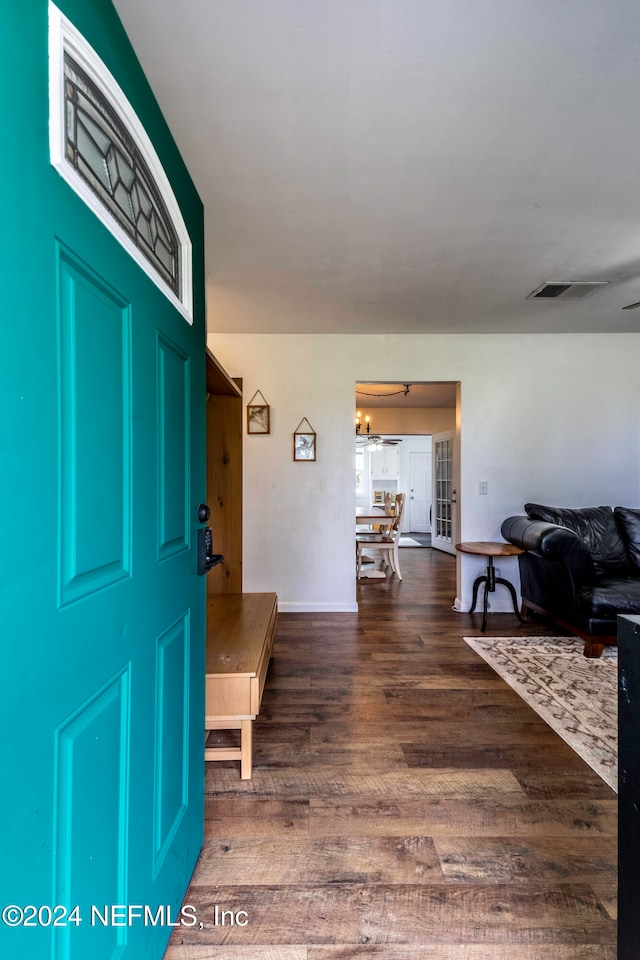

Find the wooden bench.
[{"left": 205, "top": 592, "right": 277, "bottom": 779}]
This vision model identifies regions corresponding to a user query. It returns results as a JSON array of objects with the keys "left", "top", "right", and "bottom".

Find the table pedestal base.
[{"left": 469, "top": 556, "right": 524, "bottom": 632}]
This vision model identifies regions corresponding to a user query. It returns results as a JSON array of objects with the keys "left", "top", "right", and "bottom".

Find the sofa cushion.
[
  {"left": 615, "top": 507, "right": 640, "bottom": 574},
  {"left": 578, "top": 576, "right": 640, "bottom": 619},
  {"left": 524, "top": 503, "right": 630, "bottom": 576}
]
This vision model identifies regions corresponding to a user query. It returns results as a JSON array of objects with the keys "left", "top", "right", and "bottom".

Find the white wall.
[{"left": 209, "top": 332, "right": 640, "bottom": 613}]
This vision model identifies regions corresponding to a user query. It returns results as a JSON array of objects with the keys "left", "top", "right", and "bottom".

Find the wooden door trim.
[{"left": 206, "top": 350, "right": 242, "bottom": 593}]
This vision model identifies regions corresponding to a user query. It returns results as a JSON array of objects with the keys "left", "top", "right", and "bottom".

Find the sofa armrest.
[{"left": 501, "top": 515, "right": 596, "bottom": 585}]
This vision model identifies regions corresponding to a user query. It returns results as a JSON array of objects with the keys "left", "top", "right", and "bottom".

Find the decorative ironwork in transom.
[{"left": 63, "top": 53, "right": 181, "bottom": 297}]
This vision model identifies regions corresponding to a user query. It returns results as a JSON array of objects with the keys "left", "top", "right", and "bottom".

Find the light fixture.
[
  {"left": 355, "top": 410, "right": 371, "bottom": 435},
  {"left": 356, "top": 384, "right": 411, "bottom": 398}
]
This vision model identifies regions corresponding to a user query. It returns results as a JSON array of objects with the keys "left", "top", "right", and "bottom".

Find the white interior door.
[
  {"left": 409, "top": 451, "right": 431, "bottom": 533},
  {"left": 431, "top": 430, "right": 457, "bottom": 554}
]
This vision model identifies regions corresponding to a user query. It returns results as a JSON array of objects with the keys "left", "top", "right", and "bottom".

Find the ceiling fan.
[{"left": 356, "top": 435, "right": 402, "bottom": 448}]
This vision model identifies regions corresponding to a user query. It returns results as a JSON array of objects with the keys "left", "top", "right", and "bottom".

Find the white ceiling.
[{"left": 113, "top": 0, "right": 640, "bottom": 335}]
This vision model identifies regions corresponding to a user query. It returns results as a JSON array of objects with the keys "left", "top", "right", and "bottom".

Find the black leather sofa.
[{"left": 501, "top": 503, "right": 640, "bottom": 657}]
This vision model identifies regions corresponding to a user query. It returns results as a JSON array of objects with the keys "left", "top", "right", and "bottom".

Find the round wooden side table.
[{"left": 455, "top": 541, "right": 525, "bottom": 632}]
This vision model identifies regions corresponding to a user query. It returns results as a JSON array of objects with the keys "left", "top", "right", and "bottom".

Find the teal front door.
[{"left": 1, "top": 2, "right": 206, "bottom": 957}]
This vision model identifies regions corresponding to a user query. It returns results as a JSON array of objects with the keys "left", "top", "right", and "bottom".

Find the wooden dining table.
[{"left": 355, "top": 507, "right": 396, "bottom": 528}]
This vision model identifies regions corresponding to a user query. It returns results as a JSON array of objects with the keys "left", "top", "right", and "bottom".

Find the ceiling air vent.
[{"left": 526, "top": 281, "right": 608, "bottom": 300}]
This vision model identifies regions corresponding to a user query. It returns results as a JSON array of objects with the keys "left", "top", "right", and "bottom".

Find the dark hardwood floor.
[{"left": 166, "top": 547, "right": 617, "bottom": 959}]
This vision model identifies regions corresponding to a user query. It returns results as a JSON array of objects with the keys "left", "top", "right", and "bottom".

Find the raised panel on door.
[
  {"left": 154, "top": 612, "right": 191, "bottom": 873},
  {"left": 58, "top": 246, "right": 132, "bottom": 606},
  {"left": 156, "top": 332, "right": 190, "bottom": 561},
  {"left": 53, "top": 669, "right": 131, "bottom": 960}
]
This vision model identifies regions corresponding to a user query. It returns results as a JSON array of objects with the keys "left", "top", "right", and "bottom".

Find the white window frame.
[{"left": 48, "top": 2, "right": 193, "bottom": 324}]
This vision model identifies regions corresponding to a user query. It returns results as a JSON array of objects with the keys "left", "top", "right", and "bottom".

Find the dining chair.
[
  {"left": 356, "top": 493, "right": 406, "bottom": 580},
  {"left": 378, "top": 493, "right": 406, "bottom": 580}
]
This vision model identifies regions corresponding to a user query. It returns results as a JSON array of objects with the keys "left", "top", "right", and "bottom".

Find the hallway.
[{"left": 167, "top": 548, "right": 616, "bottom": 958}]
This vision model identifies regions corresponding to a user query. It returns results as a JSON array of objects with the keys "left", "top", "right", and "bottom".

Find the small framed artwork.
[
  {"left": 293, "top": 418, "right": 316, "bottom": 461},
  {"left": 246, "top": 390, "right": 270, "bottom": 434}
]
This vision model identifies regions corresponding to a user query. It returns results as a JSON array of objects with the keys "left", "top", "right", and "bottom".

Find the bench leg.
[{"left": 240, "top": 719, "right": 253, "bottom": 779}]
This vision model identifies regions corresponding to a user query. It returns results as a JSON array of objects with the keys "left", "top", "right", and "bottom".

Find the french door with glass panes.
[{"left": 431, "top": 431, "right": 457, "bottom": 554}]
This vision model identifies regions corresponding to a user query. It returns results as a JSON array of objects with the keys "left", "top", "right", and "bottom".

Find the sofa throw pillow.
[
  {"left": 524, "top": 503, "right": 630, "bottom": 576},
  {"left": 614, "top": 507, "right": 640, "bottom": 574}
]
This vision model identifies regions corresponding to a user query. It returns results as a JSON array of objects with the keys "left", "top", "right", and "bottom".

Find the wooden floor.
[{"left": 166, "top": 548, "right": 617, "bottom": 959}]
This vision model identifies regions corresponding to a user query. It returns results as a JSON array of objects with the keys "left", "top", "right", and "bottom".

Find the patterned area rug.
[{"left": 463, "top": 635, "right": 618, "bottom": 791}]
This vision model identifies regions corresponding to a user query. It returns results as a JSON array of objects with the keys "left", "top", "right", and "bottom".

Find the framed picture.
[
  {"left": 294, "top": 433, "right": 316, "bottom": 461},
  {"left": 246, "top": 390, "right": 270, "bottom": 434},
  {"left": 293, "top": 418, "right": 316, "bottom": 461},
  {"left": 247, "top": 404, "right": 270, "bottom": 434}
]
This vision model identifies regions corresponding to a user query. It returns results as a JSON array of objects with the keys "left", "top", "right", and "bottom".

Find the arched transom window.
[{"left": 49, "top": 3, "right": 193, "bottom": 323}]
